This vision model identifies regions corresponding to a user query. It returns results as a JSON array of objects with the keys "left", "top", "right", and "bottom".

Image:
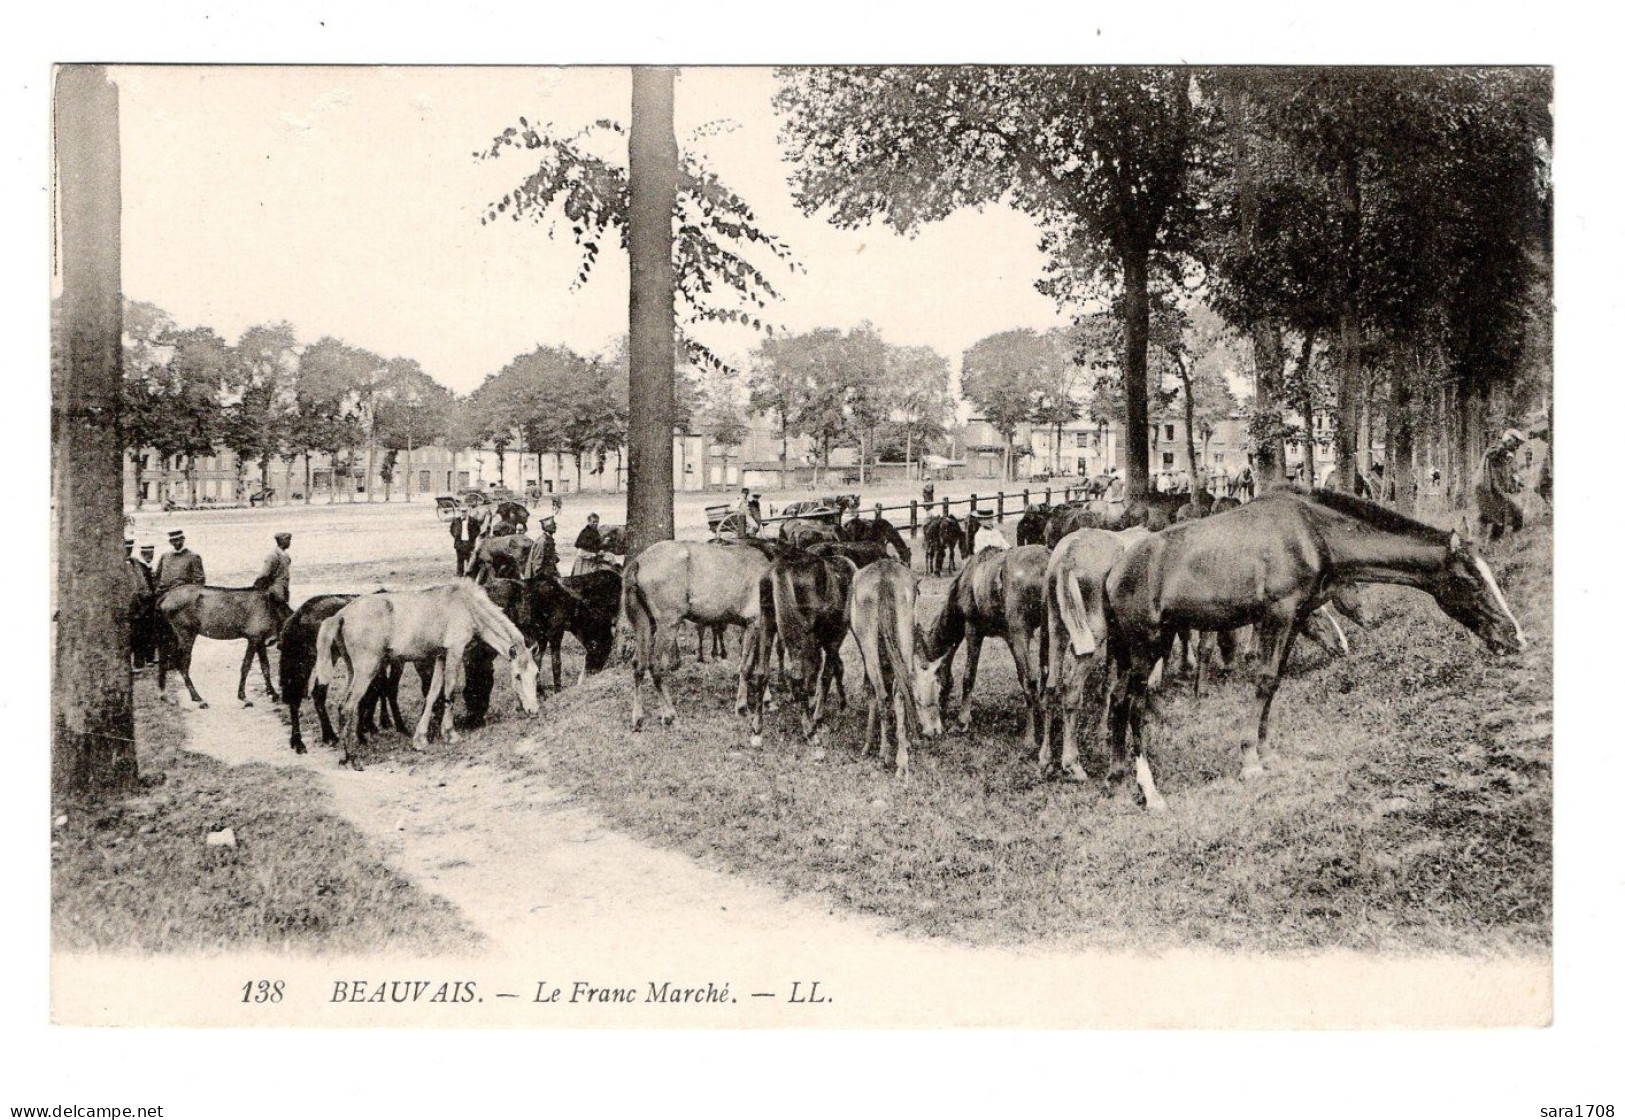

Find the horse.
[
  {"left": 747, "top": 551, "right": 858, "bottom": 746},
  {"left": 805, "top": 540, "right": 892, "bottom": 569},
  {"left": 780, "top": 518, "right": 840, "bottom": 549},
  {"left": 1015, "top": 505, "right": 1051, "bottom": 547},
  {"left": 1042, "top": 526, "right": 1152, "bottom": 780},
  {"left": 156, "top": 585, "right": 292, "bottom": 709},
  {"left": 621, "top": 540, "right": 776, "bottom": 730},
  {"left": 313, "top": 582, "right": 540, "bottom": 768},
  {"left": 1102, "top": 488, "right": 1527, "bottom": 812},
  {"left": 838, "top": 516, "right": 912, "bottom": 566},
  {"left": 279, "top": 593, "right": 414, "bottom": 755},
  {"left": 487, "top": 569, "right": 622, "bottom": 691},
  {"left": 1044, "top": 504, "right": 1106, "bottom": 548},
  {"left": 597, "top": 525, "right": 630, "bottom": 555},
  {"left": 468, "top": 533, "right": 532, "bottom": 584},
  {"left": 849, "top": 559, "right": 951, "bottom": 777},
  {"left": 922, "top": 515, "right": 964, "bottom": 576},
  {"left": 927, "top": 544, "right": 1051, "bottom": 750},
  {"left": 1119, "top": 490, "right": 1208, "bottom": 532}
]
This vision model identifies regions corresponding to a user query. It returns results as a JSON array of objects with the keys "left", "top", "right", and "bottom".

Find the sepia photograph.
[{"left": 45, "top": 59, "right": 1562, "bottom": 1036}]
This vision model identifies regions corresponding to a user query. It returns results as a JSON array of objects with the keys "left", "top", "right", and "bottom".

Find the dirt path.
[{"left": 150, "top": 636, "right": 1549, "bottom": 1029}]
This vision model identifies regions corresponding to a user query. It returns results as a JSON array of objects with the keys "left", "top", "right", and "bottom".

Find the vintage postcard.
[{"left": 49, "top": 63, "right": 1552, "bottom": 1033}]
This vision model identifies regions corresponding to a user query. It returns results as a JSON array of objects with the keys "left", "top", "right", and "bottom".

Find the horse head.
[
  {"left": 911, "top": 626, "right": 951, "bottom": 739},
  {"left": 1430, "top": 532, "right": 1527, "bottom": 655},
  {"left": 508, "top": 641, "right": 542, "bottom": 714}
]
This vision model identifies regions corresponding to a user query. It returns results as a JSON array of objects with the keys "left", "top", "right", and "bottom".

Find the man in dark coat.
[
  {"left": 154, "top": 529, "right": 205, "bottom": 600},
  {"left": 254, "top": 532, "right": 293, "bottom": 604},
  {"left": 574, "top": 512, "right": 603, "bottom": 555},
  {"left": 125, "top": 537, "right": 157, "bottom": 668},
  {"left": 1474, "top": 428, "right": 1526, "bottom": 540},
  {"left": 523, "top": 514, "right": 560, "bottom": 581}
]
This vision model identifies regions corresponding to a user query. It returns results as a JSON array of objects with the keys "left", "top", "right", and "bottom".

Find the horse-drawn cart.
[{"left": 434, "top": 495, "right": 466, "bottom": 523}]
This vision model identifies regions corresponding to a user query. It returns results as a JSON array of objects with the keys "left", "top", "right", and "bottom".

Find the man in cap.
[
  {"left": 125, "top": 538, "right": 157, "bottom": 668},
  {"left": 1474, "top": 428, "right": 1527, "bottom": 540},
  {"left": 254, "top": 532, "right": 293, "bottom": 605},
  {"left": 153, "top": 529, "right": 205, "bottom": 600},
  {"left": 523, "top": 513, "right": 560, "bottom": 581}
]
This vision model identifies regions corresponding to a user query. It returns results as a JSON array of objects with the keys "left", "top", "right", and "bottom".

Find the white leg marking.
[{"left": 1473, "top": 555, "right": 1527, "bottom": 648}]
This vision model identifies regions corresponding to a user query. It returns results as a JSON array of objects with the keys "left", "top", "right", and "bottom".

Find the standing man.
[
  {"left": 255, "top": 532, "right": 293, "bottom": 605},
  {"left": 125, "top": 538, "right": 156, "bottom": 669},
  {"left": 732, "top": 485, "right": 759, "bottom": 539},
  {"left": 1475, "top": 428, "right": 1527, "bottom": 541},
  {"left": 523, "top": 513, "right": 560, "bottom": 581},
  {"left": 153, "top": 529, "right": 205, "bottom": 600},
  {"left": 922, "top": 480, "right": 935, "bottom": 507}
]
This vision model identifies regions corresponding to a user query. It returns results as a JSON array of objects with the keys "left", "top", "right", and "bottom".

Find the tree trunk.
[
  {"left": 625, "top": 66, "right": 679, "bottom": 557},
  {"left": 1333, "top": 156, "right": 1362, "bottom": 494},
  {"left": 1389, "top": 347, "right": 1417, "bottom": 513},
  {"left": 53, "top": 65, "right": 137, "bottom": 800},
  {"left": 1178, "top": 357, "right": 1200, "bottom": 491},
  {"left": 304, "top": 454, "right": 312, "bottom": 505},
  {"left": 1296, "top": 330, "right": 1318, "bottom": 489},
  {"left": 405, "top": 433, "right": 414, "bottom": 501},
  {"left": 779, "top": 416, "right": 789, "bottom": 490},
  {"left": 1251, "top": 322, "right": 1287, "bottom": 485},
  {"left": 1120, "top": 249, "right": 1152, "bottom": 499}
]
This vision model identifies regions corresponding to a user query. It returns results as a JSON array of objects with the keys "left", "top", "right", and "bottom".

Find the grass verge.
[{"left": 51, "top": 687, "right": 480, "bottom": 954}]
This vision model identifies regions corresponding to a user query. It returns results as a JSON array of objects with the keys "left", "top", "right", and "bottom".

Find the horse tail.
[
  {"left": 313, "top": 614, "right": 345, "bottom": 695},
  {"left": 769, "top": 563, "right": 810, "bottom": 673},
  {"left": 875, "top": 571, "right": 920, "bottom": 736},
  {"left": 1056, "top": 569, "right": 1099, "bottom": 658}
]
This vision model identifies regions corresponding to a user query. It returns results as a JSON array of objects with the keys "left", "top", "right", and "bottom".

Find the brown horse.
[
  {"left": 927, "top": 545, "right": 1051, "bottom": 750},
  {"left": 156, "top": 585, "right": 292, "bottom": 709},
  {"left": 1103, "top": 489, "right": 1526, "bottom": 812},
  {"left": 313, "top": 582, "right": 539, "bottom": 768},
  {"left": 922, "top": 515, "right": 964, "bottom": 576},
  {"left": 747, "top": 551, "right": 857, "bottom": 745},
  {"left": 780, "top": 518, "right": 840, "bottom": 549},
  {"left": 1042, "top": 526, "right": 1151, "bottom": 780},
  {"left": 849, "top": 559, "right": 951, "bottom": 776},
  {"left": 838, "top": 516, "right": 912, "bottom": 566},
  {"left": 621, "top": 539, "right": 775, "bottom": 730},
  {"left": 806, "top": 540, "right": 892, "bottom": 569},
  {"left": 279, "top": 593, "right": 412, "bottom": 754},
  {"left": 1044, "top": 504, "right": 1107, "bottom": 548}
]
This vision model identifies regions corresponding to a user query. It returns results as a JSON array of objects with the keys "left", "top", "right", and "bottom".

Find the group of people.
[{"left": 124, "top": 527, "right": 294, "bottom": 668}]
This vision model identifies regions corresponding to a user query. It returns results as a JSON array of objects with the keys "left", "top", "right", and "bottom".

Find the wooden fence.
[{"left": 752, "top": 484, "right": 1102, "bottom": 538}]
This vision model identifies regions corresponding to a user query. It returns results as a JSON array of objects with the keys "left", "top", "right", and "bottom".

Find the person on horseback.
[
  {"left": 154, "top": 529, "right": 205, "bottom": 600},
  {"left": 255, "top": 532, "right": 293, "bottom": 605},
  {"left": 523, "top": 514, "right": 560, "bottom": 581},
  {"left": 1475, "top": 428, "right": 1527, "bottom": 540}
]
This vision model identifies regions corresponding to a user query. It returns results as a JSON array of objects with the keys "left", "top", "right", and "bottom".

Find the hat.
[
  {"left": 1502, "top": 428, "right": 1527, "bottom": 445},
  {"left": 167, "top": 529, "right": 185, "bottom": 541},
  {"left": 275, "top": 531, "right": 292, "bottom": 542},
  {"left": 123, "top": 537, "right": 135, "bottom": 546}
]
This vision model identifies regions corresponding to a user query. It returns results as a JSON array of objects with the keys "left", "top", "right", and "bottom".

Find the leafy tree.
[
  {"left": 961, "top": 329, "right": 1049, "bottom": 481},
  {"left": 120, "top": 299, "right": 178, "bottom": 507},
  {"left": 883, "top": 344, "right": 952, "bottom": 479},
  {"left": 155, "top": 325, "right": 231, "bottom": 506},
  {"left": 373, "top": 357, "right": 453, "bottom": 499},
  {"left": 219, "top": 321, "right": 299, "bottom": 501},
  {"left": 776, "top": 66, "right": 1203, "bottom": 498},
  {"left": 294, "top": 337, "right": 368, "bottom": 503}
]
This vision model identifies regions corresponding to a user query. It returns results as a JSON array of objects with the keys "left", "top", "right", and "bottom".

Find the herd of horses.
[{"left": 137, "top": 482, "right": 1526, "bottom": 812}]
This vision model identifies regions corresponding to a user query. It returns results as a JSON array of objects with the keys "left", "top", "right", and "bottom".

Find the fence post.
[
  {"left": 909, "top": 500, "right": 918, "bottom": 536},
  {"left": 1045, "top": 486, "right": 1053, "bottom": 507},
  {"left": 998, "top": 491, "right": 1006, "bottom": 522},
  {"left": 970, "top": 493, "right": 978, "bottom": 521},
  {"left": 874, "top": 501, "right": 884, "bottom": 524},
  {"left": 1022, "top": 488, "right": 1030, "bottom": 512},
  {"left": 942, "top": 497, "right": 949, "bottom": 519}
]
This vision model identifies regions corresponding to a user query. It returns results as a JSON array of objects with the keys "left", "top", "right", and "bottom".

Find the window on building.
[
  {"left": 419, "top": 470, "right": 432, "bottom": 491},
  {"left": 457, "top": 471, "right": 470, "bottom": 489},
  {"left": 1162, "top": 452, "right": 1175, "bottom": 468},
  {"left": 1077, "top": 457, "right": 1089, "bottom": 474},
  {"left": 1164, "top": 424, "right": 1175, "bottom": 442},
  {"left": 1074, "top": 432, "right": 1088, "bottom": 448},
  {"left": 1215, "top": 452, "right": 1224, "bottom": 462}
]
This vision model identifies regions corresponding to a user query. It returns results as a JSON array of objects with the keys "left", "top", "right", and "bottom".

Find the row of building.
[{"left": 124, "top": 408, "right": 1350, "bottom": 508}]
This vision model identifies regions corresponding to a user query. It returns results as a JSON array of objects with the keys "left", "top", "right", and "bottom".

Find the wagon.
[{"left": 434, "top": 495, "right": 467, "bottom": 522}]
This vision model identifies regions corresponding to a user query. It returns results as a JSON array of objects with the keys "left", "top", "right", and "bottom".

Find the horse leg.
[
  {"left": 176, "top": 633, "right": 206, "bottom": 707},
  {"left": 1127, "top": 675, "right": 1168, "bottom": 814},
  {"left": 955, "top": 628, "right": 983, "bottom": 733},
  {"left": 414, "top": 657, "right": 445, "bottom": 751},
  {"left": 237, "top": 642, "right": 257, "bottom": 705},
  {"left": 652, "top": 622, "right": 678, "bottom": 728},
  {"left": 440, "top": 651, "right": 465, "bottom": 745},
  {"left": 340, "top": 651, "right": 383, "bottom": 770},
  {"left": 257, "top": 640, "right": 279, "bottom": 702},
  {"left": 1007, "top": 633, "right": 1038, "bottom": 754},
  {"left": 891, "top": 676, "right": 912, "bottom": 779},
  {"left": 1242, "top": 610, "right": 1302, "bottom": 780},
  {"left": 1193, "top": 631, "right": 1220, "bottom": 701}
]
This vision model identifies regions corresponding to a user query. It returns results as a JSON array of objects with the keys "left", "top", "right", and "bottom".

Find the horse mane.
[
  {"left": 1295, "top": 487, "right": 1452, "bottom": 543},
  {"left": 450, "top": 581, "right": 527, "bottom": 651}
]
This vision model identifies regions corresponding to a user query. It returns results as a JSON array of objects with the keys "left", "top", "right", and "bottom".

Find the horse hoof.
[
  {"left": 197, "top": 702, "right": 209, "bottom": 710},
  {"left": 242, "top": 700, "right": 254, "bottom": 708},
  {"left": 749, "top": 734, "right": 762, "bottom": 748},
  {"left": 660, "top": 713, "right": 674, "bottom": 728},
  {"left": 1062, "top": 764, "right": 1089, "bottom": 784},
  {"left": 292, "top": 743, "right": 307, "bottom": 755},
  {"left": 1144, "top": 795, "right": 1169, "bottom": 814},
  {"left": 1240, "top": 765, "right": 1265, "bottom": 782},
  {"left": 445, "top": 731, "right": 461, "bottom": 745},
  {"left": 347, "top": 759, "right": 364, "bottom": 772},
  {"left": 268, "top": 692, "right": 281, "bottom": 703},
  {"left": 412, "top": 738, "right": 429, "bottom": 752},
  {"left": 632, "top": 719, "right": 644, "bottom": 733}
]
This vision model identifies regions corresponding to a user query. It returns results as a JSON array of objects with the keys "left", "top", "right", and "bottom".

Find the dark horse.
[
  {"left": 157, "top": 585, "right": 292, "bottom": 708},
  {"left": 1044, "top": 503, "right": 1107, "bottom": 547},
  {"left": 1102, "top": 489, "right": 1527, "bottom": 812},
  {"left": 926, "top": 544, "right": 1051, "bottom": 750},
  {"left": 922, "top": 515, "right": 965, "bottom": 576},
  {"left": 1015, "top": 504, "right": 1050, "bottom": 547},
  {"left": 748, "top": 551, "right": 857, "bottom": 745},
  {"left": 486, "top": 569, "right": 622, "bottom": 692},
  {"left": 280, "top": 593, "right": 414, "bottom": 754},
  {"left": 805, "top": 540, "right": 892, "bottom": 569},
  {"left": 838, "top": 516, "right": 912, "bottom": 566}
]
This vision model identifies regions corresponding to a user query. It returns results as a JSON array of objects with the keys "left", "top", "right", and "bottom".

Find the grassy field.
[
  {"left": 418, "top": 522, "right": 1551, "bottom": 955},
  {"left": 51, "top": 688, "right": 480, "bottom": 954}
]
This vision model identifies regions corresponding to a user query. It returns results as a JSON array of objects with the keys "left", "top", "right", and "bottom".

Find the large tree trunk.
[
  {"left": 1251, "top": 322, "right": 1287, "bottom": 485},
  {"left": 1389, "top": 347, "right": 1417, "bottom": 513},
  {"left": 1295, "top": 330, "right": 1318, "bottom": 489},
  {"left": 53, "top": 65, "right": 137, "bottom": 800},
  {"left": 1333, "top": 156, "right": 1362, "bottom": 494},
  {"left": 1120, "top": 249, "right": 1152, "bottom": 499},
  {"left": 625, "top": 67, "right": 679, "bottom": 556}
]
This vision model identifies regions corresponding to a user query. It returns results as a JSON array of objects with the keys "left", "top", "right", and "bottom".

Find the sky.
[{"left": 113, "top": 66, "right": 1075, "bottom": 397}]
